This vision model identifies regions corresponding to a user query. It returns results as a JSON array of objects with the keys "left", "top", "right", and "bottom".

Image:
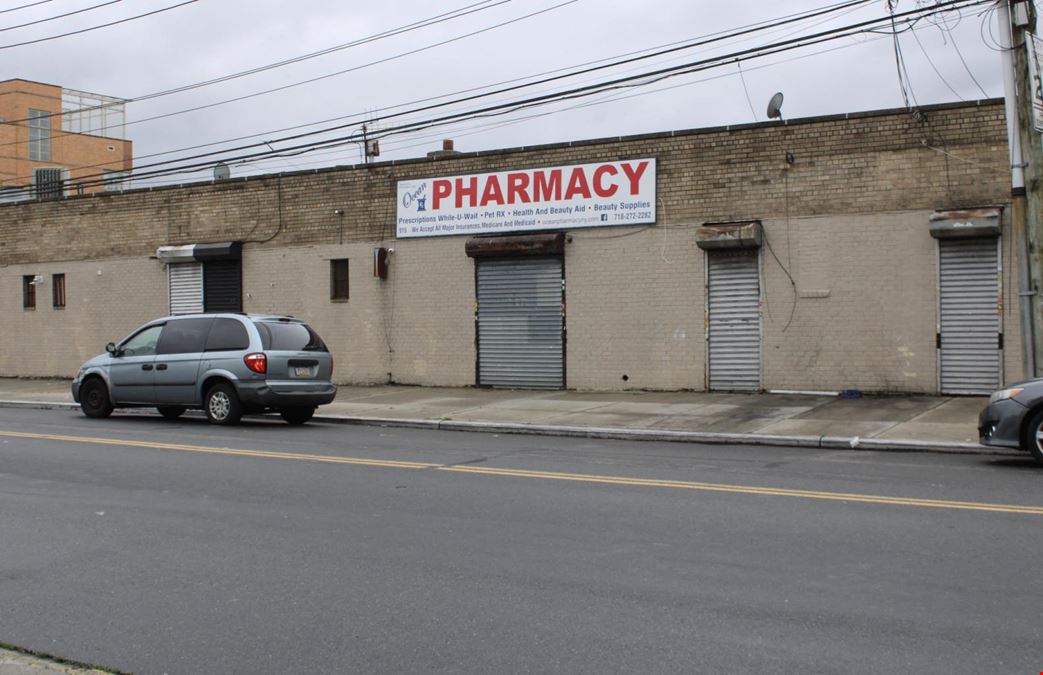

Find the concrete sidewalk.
[{"left": 0, "top": 377, "right": 1005, "bottom": 455}]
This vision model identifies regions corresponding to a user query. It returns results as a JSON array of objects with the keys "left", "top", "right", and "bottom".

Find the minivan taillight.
[
  {"left": 244, "top": 352, "right": 267, "bottom": 374},
  {"left": 330, "top": 353, "right": 334, "bottom": 377}
]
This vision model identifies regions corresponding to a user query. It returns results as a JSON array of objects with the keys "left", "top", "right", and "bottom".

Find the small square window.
[
  {"left": 22, "top": 275, "right": 36, "bottom": 309},
  {"left": 52, "top": 273, "right": 65, "bottom": 309},
  {"left": 330, "top": 259, "right": 349, "bottom": 301}
]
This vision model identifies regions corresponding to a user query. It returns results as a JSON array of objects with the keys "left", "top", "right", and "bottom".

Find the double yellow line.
[{"left": 3, "top": 429, "right": 1042, "bottom": 516}]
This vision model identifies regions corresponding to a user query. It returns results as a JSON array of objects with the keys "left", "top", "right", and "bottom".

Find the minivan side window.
[
  {"left": 156, "top": 318, "right": 214, "bottom": 355},
  {"left": 120, "top": 325, "right": 163, "bottom": 357},
  {"left": 205, "top": 318, "right": 250, "bottom": 351}
]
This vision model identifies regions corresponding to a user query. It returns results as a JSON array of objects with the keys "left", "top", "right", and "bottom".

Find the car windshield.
[{"left": 256, "top": 321, "right": 327, "bottom": 352}]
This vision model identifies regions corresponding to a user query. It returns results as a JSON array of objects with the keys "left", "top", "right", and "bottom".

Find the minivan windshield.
[{"left": 256, "top": 321, "right": 327, "bottom": 352}]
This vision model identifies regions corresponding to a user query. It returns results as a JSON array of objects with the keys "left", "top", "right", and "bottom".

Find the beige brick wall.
[
  {"left": 0, "top": 257, "right": 167, "bottom": 377},
  {"left": 0, "top": 100, "right": 1017, "bottom": 393},
  {"left": 242, "top": 240, "right": 475, "bottom": 386},
  {"left": 566, "top": 226, "right": 705, "bottom": 390},
  {"left": 759, "top": 210, "right": 1022, "bottom": 392}
]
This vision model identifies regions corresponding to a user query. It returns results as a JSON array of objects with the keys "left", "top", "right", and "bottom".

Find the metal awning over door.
[
  {"left": 938, "top": 237, "right": 1000, "bottom": 394},
  {"left": 707, "top": 250, "right": 761, "bottom": 391},
  {"left": 476, "top": 257, "right": 564, "bottom": 389}
]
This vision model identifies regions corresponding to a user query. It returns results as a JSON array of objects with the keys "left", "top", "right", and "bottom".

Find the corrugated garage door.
[
  {"left": 477, "top": 257, "right": 563, "bottom": 389},
  {"left": 939, "top": 237, "right": 1000, "bottom": 394},
  {"left": 203, "top": 259, "right": 242, "bottom": 312},
  {"left": 168, "top": 262, "right": 203, "bottom": 315},
  {"left": 708, "top": 250, "right": 761, "bottom": 391}
]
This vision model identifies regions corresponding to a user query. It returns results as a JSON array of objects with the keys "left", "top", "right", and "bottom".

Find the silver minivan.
[{"left": 72, "top": 314, "right": 337, "bottom": 425}]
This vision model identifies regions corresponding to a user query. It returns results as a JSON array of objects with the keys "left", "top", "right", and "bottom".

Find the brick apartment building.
[
  {"left": 0, "top": 98, "right": 1018, "bottom": 395},
  {"left": 0, "top": 79, "right": 132, "bottom": 200}
]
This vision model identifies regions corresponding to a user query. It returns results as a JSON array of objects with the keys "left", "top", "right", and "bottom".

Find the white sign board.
[
  {"left": 1028, "top": 33, "right": 1043, "bottom": 132},
  {"left": 396, "top": 158, "right": 656, "bottom": 239}
]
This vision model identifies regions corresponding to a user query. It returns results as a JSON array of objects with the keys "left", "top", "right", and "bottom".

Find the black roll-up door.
[{"left": 204, "top": 259, "right": 242, "bottom": 312}]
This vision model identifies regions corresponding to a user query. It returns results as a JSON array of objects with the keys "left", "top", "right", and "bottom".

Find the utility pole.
[{"left": 1003, "top": 0, "right": 1042, "bottom": 377}]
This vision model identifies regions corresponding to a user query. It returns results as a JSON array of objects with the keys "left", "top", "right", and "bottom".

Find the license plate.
[{"left": 294, "top": 367, "right": 312, "bottom": 377}]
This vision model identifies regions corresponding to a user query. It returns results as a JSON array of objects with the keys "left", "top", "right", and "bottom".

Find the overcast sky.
[{"left": 3, "top": 0, "right": 1009, "bottom": 185}]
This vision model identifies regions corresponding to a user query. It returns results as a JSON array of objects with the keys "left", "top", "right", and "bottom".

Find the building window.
[
  {"left": 52, "top": 273, "right": 65, "bottom": 308},
  {"left": 33, "top": 167, "right": 64, "bottom": 200},
  {"left": 22, "top": 275, "right": 36, "bottom": 309},
  {"left": 330, "top": 259, "right": 349, "bottom": 300},
  {"left": 103, "top": 170, "right": 128, "bottom": 192},
  {"left": 28, "top": 109, "right": 51, "bottom": 161}
]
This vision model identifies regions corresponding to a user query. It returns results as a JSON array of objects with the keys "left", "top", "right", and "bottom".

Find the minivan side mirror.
[{"left": 105, "top": 342, "right": 118, "bottom": 356}]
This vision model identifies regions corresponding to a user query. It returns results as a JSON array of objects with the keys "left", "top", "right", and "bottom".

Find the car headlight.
[{"left": 990, "top": 387, "right": 1024, "bottom": 403}]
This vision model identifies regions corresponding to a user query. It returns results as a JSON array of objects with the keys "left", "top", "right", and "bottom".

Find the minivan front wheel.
[
  {"left": 204, "top": 383, "right": 243, "bottom": 425},
  {"left": 80, "top": 378, "right": 114, "bottom": 419},
  {"left": 280, "top": 407, "right": 315, "bottom": 425}
]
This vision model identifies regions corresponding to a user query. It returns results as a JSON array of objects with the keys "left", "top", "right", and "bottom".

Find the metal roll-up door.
[
  {"left": 203, "top": 259, "right": 242, "bottom": 312},
  {"left": 168, "top": 262, "right": 203, "bottom": 315},
  {"left": 477, "top": 257, "right": 563, "bottom": 389},
  {"left": 708, "top": 250, "right": 761, "bottom": 391},
  {"left": 939, "top": 237, "right": 1000, "bottom": 394}
]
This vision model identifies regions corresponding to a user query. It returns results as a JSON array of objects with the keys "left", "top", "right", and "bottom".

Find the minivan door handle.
[
  {"left": 155, "top": 363, "right": 168, "bottom": 371},
  {"left": 141, "top": 364, "right": 154, "bottom": 371}
]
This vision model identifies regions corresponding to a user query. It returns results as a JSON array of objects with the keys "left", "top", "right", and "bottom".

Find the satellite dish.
[
  {"left": 766, "top": 92, "right": 784, "bottom": 120},
  {"left": 213, "top": 162, "right": 230, "bottom": 181}
]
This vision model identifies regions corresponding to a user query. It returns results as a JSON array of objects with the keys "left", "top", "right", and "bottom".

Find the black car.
[{"left": 978, "top": 381, "right": 1043, "bottom": 461}]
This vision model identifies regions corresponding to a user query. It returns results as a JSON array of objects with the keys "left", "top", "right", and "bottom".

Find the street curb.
[
  {"left": 0, "top": 399, "right": 1014, "bottom": 457},
  {"left": 322, "top": 415, "right": 1009, "bottom": 456}
]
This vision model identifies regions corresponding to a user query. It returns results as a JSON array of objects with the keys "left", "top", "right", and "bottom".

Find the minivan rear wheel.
[
  {"left": 80, "top": 378, "right": 113, "bottom": 419},
  {"left": 157, "top": 406, "right": 186, "bottom": 420},
  {"left": 280, "top": 407, "right": 315, "bottom": 425},
  {"left": 204, "top": 383, "right": 243, "bottom": 425}
]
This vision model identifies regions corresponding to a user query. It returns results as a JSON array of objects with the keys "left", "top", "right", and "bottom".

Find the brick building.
[
  {"left": 0, "top": 98, "right": 1018, "bottom": 395},
  {"left": 0, "top": 79, "right": 132, "bottom": 200}
]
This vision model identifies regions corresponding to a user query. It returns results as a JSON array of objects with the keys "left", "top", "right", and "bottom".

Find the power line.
[
  {"left": 130, "top": 7, "right": 905, "bottom": 185},
  {"left": 6, "top": 0, "right": 985, "bottom": 192},
  {"left": 52, "top": 0, "right": 883, "bottom": 184},
  {"left": 946, "top": 23, "right": 991, "bottom": 97},
  {"left": 131, "top": 28, "right": 914, "bottom": 187},
  {"left": 0, "top": 0, "right": 55, "bottom": 15},
  {"left": 909, "top": 22, "right": 964, "bottom": 100},
  {"left": 63, "top": 0, "right": 989, "bottom": 190},
  {"left": 0, "top": 0, "right": 198, "bottom": 50},
  {"left": 0, "top": 0, "right": 555, "bottom": 149},
  {"left": 0, "top": 0, "right": 870, "bottom": 155},
  {"left": 0, "top": 0, "right": 509, "bottom": 129},
  {"left": 0, "top": 0, "right": 122, "bottom": 33},
  {"left": 0, "top": 0, "right": 874, "bottom": 174}
]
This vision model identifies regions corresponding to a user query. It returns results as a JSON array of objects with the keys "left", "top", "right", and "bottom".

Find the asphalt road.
[{"left": 0, "top": 407, "right": 1041, "bottom": 674}]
